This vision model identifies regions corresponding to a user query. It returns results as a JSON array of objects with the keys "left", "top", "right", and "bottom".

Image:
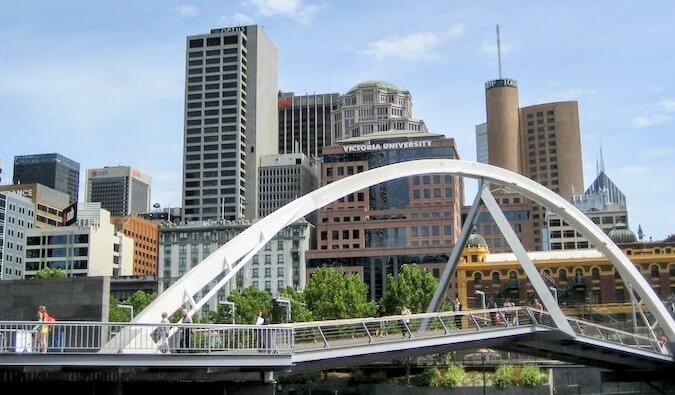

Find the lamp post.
[
  {"left": 218, "top": 300, "right": 236, "bottom": 324},
  {"left": 475, "top": 290, "right": 486, "bottom": 309},
  {"left": 117, "top": 304, "right": 134, "bottom": 321}
]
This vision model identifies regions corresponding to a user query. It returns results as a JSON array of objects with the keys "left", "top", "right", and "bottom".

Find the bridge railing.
[
  {"left": 290, "top": 307, "right": 537, "bottom": 352},
  {"left": 0, "top": 321, "right": 293, "bottom": 355}
]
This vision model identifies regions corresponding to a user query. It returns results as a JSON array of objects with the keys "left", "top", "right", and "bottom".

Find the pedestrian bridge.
[{"left": 0, "top": 307, "right": 671, "bottom": 372}]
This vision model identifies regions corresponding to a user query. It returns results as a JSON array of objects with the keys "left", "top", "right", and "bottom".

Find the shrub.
[
  {"left": 519, "top": 364, "right": 542, "bottom": 386},
  {"left": 419, "top": 367, "right": 443, "bottom": 387},
  {"left": 351, "top": 368, "right": 387, "bottom": 383},
  {"left": 494, "top": 364, "right": 514, "bottom": 388},
  {"left": 443, "top": 364, "right": 465, "bottom": 388}
]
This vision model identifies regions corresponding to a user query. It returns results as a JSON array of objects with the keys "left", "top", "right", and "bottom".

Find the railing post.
[
  {"left": 469, "top": 314, "right": 481, "bottom": 331},
  {"left": 317, "top": 326, "right": 329, "bottom": 349},
  {"left": 438, "top": 316, "right": 449, "bottom": 335},
  {"left": 363, "top": 322, "right": 373, "bottom": 343}
]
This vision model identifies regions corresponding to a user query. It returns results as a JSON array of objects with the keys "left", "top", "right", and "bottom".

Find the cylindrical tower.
[{"left": 485, "top": 79, "right": 520, "bottom": 172}]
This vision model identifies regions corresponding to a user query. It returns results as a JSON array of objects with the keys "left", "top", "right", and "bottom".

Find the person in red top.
[{"left": 532, "top": 298, "right": 544, "bottom": 323}]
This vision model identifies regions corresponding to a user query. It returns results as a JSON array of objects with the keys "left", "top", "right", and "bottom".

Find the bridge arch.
[{"left": 131, "top": 159, "right": 675, "bottom": 341}]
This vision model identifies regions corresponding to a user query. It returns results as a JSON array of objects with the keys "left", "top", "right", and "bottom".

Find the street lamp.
[
  {"left": 117, "top": 304, "right": 134, "bottom": 321},
  {"left": 218, "top": 300, "right": 236, "bottom": 324},
  {"left": 475, "top": 290, "right": 486, "bottom": 309}
]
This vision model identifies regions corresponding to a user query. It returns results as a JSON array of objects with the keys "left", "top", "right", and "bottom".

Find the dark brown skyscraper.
[{"left": 485, "top": 79, "right": 521, "bottom": 173}]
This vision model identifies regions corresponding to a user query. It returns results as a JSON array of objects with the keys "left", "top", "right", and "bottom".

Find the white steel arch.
[{"left": 127, "top": 159, "right": 675, "bottom": 341}]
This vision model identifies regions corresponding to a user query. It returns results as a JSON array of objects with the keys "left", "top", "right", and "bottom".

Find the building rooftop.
[
  {"left": 485, "top": 249, "right": 604, "bottom": 263},
  {"left": 337, "top": 130, "right": 444, "bottom": 144},
  {"left": 348, "top": 80, "right": 403, "bottom": 93}
]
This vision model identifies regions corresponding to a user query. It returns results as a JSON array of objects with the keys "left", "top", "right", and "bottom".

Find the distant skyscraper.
[
  {"left": 85, "top": 166, "right": 151, "bottom": 216},
  {"left": 13, "top": 153, "right": 80, "bottom": 203},
  {"left": 0, "top": 155, "right": 3, "bottom": 184},
  {"left": 278, "top": 91, "right": 339, "bottom": 158},
  {"left": 475, "top": 122, "right": 488, "bottom": 163},
  {"left": 182, "top": 25, "right": 278, "bottom": 222},
  {"left": 332, "top": 81, "right": 427, "bottom": 142},
  {"left": 258, "top": 153, "right": 319, "bottom": 218}
]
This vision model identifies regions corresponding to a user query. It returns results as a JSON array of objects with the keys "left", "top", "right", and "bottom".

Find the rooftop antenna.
[{"left": 496, "top": 24, "right": 503, "bottom": 79}]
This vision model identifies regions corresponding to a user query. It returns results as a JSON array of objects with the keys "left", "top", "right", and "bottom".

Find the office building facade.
[
  {"left": 0, "top": 183, "right": 70, "bottom": 228},
  {"left": 306, "top": 133, "right": 463, "bottom": 299},
  {"left": 182, "top": 25, "right": 278, "bottom": 222},
  {"left": 13, "top": 153, "right": 80, "bottom": 203},
  {"left": 278, "top": 91, "right": 339, "bottom": 158},
  {"left": 159, "top": 219, "right": 311, "bottom": 309},
  {"left": 85, "top": 166, "right": 151, "bottom": 216},
  {"left": 258, "top": 153, "right": 319, "bottom": 218},
  {"left": 111, "top": 216, "right": 159, "bottom": 275},
  {"left": 25, "top": 203, "right": 134, "bottom": 278},
  {"left": 0, "top": 192, "right": 35, "bottom": 279},
  {"left": 332, "top": 81, "right": 427, "bottom": 142}
]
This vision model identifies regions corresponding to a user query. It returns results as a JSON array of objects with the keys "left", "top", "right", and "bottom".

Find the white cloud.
[
  {"left": 244, "top": 0, "right": 321, "bottom": 24},
  {"left": 232, "top": 12, "right": 255, "bottom": 25},
  {"left": 632, "top": 113, "right": 671, "bottom": 128},
  {"left": 176, "top": 4, "right": 199, "bottom": 17},
  {"left": 363, "top": 24, "right": 465, "bottom": 62},
  {"left": 632, "top": 98, "right": 675, "bottom": 129},
  {"left": 641, "top": 148, "right": 673, "bottom": 159},
  {"left": 660, "top": 99, "right": 675, "bottom": 113}
]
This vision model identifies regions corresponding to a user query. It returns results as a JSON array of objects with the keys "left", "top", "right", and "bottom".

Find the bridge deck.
[{"left": 0, "top": 307, "right": 671, "bottom": 371}]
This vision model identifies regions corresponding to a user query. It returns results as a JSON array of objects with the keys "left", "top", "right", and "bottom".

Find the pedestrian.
[
  {"left": 255, "top": 310, "right": 266, "bottom": 350},
  {"left": 36, "top": 306, "right": 52, "bottom": 353},
  {"left": 454, "top": 297, "right": 462, "bottom": 330},
  {"left": 503, "top": 298, "right": 514, "bottom": 325},
  {"left": 532, "top": 298, "right": 544, "bottom": 323},
  {"left": 179, "top": 308, "right": 192, "bottom": 353},
  {"left": 488, "top": 300, "right": 498, "bottom": 326},
  {"left": 158, "top": 312, "right": 170, "bottom": 354},
  {"left": 376, "top": 305, "right": 388, "bottom": 337},
  {"left": 400, "top": 306, "right": 412, "bottom": 338}
]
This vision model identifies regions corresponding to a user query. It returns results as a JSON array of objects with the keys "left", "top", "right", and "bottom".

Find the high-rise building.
[
  {"left": 182, "top": 25, "right": 278, "bottom": 222},
  {"left": 0, "top": 155, "right": 3, "bottom": 184},
  {"left": 0, "top": 192, "right": 35, "bottom": 279},
  {"left": 85, "top": 166, "right": 151, "bottom": 216},
  {"left": 25, "top": 203, "right": 134, "bottom": 278},
  {"left": 332, "top": 80, "right": 427, "bottom": 142},
  {"left": 485, "top": 79, "right": 521, "bottom": 172},
  {"left": 278, "top": 91, "right": 339, "bottom": 158},
  {"left": 258, "top": 153, "right": 319, "bottom": 218},
  {"left": 111, "top": 216, "right": 159, "bottom": 275},
  {"left": 475, "top": 123, "right": 488, "bottom": 164},
  {"left": 0, "top": 183, "right": 70, "bottom": 228},
  {"left": 13, "top": 153, "right": 80, "bottom": 203}
]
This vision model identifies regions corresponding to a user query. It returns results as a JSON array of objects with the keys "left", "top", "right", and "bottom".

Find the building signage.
[
  {"left": 211, "top": 26, "right": 247, "bottom": 34},
  {"left": 62, "top": 201, "right": 78, "bottom": 226},
  {"left": 11, "top": 188, "right": 34, "bottom": 198},
  {"left": 485, "top": 78, "right": 518, "bottom": 90},
  {"left": 342, "top": 140, "right": 433, "bottom": 153}
]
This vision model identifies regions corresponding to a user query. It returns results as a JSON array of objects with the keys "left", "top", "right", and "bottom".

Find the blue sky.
[{"left": 1, "top": 1, "right": 674, "bottom": 239}]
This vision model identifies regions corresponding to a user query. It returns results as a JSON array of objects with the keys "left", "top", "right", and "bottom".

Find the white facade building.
[
  {"left": 158, "top": 219, "right": 312, "bottom": 310},
  {"left": 25, "top": 203, "right": 133, "bottom": 277},
  {"left": 0, "top": 192, "right": 35, "bottom": 279},
  {"left": 332, "top": 80, "right": 428, "bottom": 142},
  {"left": 258, "top": 153, "right": 319, "bottom": 218}
]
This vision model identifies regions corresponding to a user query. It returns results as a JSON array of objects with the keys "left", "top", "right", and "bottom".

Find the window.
[
  {"left": 591, "top": 267, "right": 600, "bottom": 280},
  {"left": 492, "top": 272, "right": 500, "bottom": 284},
  {"left": 558, "top": 269, "right": 567, "bottom": 281},
  {"left": 651, "top": 265, "right": 660, "bottom": 279},
  {"left": 474, "top": 272, "right": 482, "bottom": 285}
]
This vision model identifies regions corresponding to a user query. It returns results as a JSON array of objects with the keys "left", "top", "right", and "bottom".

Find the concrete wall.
[{"left": 0, "top": 277, "right": 109, "bottom": 321}]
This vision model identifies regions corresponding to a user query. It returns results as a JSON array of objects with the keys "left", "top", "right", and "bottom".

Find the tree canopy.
[
  {"left": 227, "top": 286, "right": 272, "bottom": 325},
  {"left": 109, "top": 290, "right": 157, "bottom": 322},
  {"left": 382, "top": 264, "right": 438, "bottom": 314},
  {"left": 34, "top": 267, "right": 65, "bottom": 279},
  {"left": 303, "top": 267, "right": 376, "bottom": 320}
]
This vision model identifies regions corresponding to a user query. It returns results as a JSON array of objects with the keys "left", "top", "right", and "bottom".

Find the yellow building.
[{"left": 456, "top": 230, "right": 675, "bottom": 322}]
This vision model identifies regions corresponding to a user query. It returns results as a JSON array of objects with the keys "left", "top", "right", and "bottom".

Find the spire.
[
  {"left": 599, "top": 143, "right": 605, "bottom": 174},
  {"left": 638, "top": 225, "right": 644, "bottom": 241},
  {"left": 496, "top": 24, "right": 502, "bottom": 79}
]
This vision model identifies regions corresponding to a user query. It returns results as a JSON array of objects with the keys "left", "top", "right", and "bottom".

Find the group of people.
[{"left": 157, "top": 308, "right": 192, "bottom": 354}]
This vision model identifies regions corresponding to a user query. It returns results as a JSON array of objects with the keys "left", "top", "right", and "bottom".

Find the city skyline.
[{"left": 1, "top": 1, "right": 674, "bottom": 239}]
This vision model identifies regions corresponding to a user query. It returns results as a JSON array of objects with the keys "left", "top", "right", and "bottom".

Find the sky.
[{"left": 1, "top": 1, "right": 674, "bottom": 240}]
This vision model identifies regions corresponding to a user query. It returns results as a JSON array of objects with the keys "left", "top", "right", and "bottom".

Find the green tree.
[
  {"left": 303, "top": 267, "right": 376, "bottom": 320},
  {"left": 34, "top": 267, "right": 65, "bottom": 279},
  {"left": 279, "top": 286, "right": 313, "bottom": 322},
  {"left": 382, "top": 264, "right": 437, "bottom": 314},
  {"left": 227, "top": 286, "right": 272, "bottom": 325},
  {"left": 108, "top": 291, "right": 157, "bottom": 322}
]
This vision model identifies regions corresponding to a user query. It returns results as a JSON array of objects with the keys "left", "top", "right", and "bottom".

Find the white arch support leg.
[{"left": 481, "top": 186, "right": 575, "bottom": 336}]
